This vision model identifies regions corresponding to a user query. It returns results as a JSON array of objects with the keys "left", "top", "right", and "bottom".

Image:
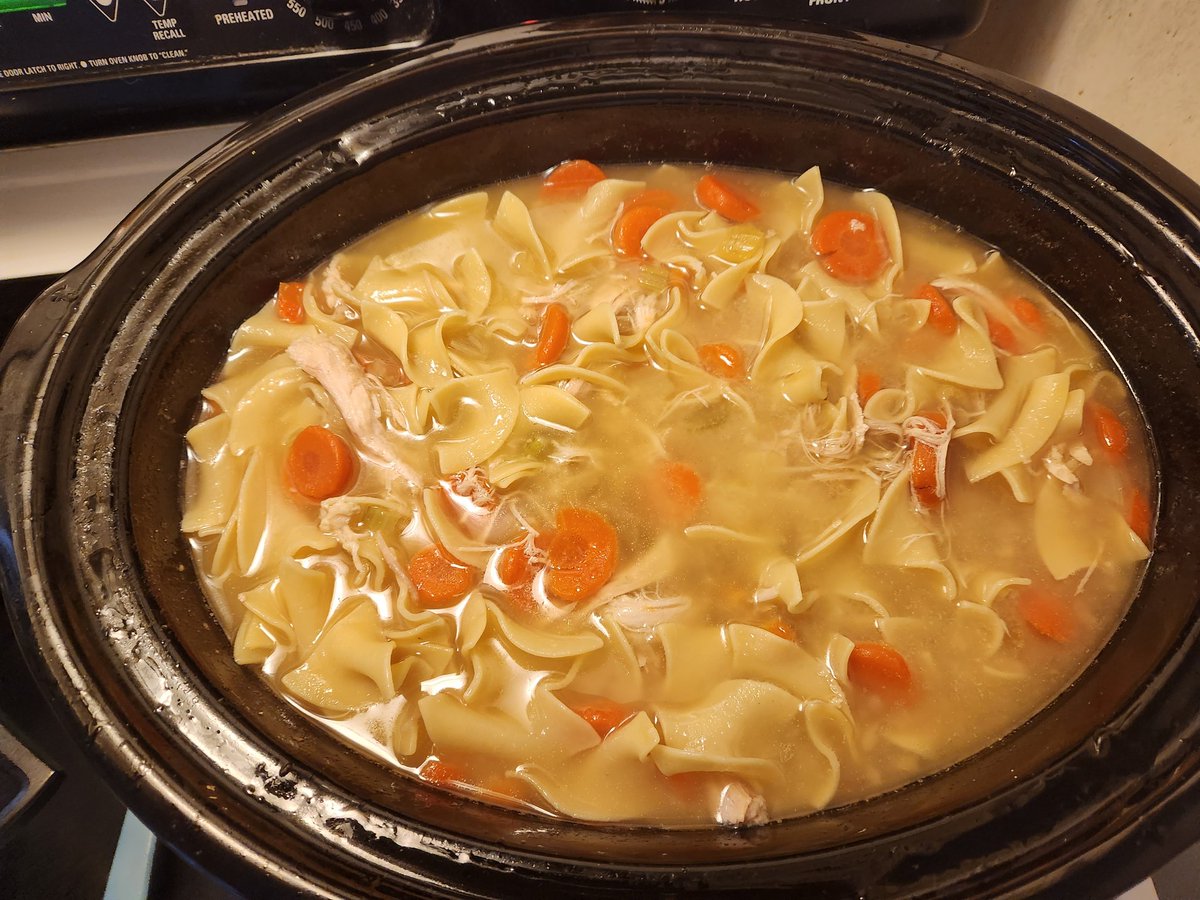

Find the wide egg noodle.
[
  {"left": 233, "top": 614, "right": 276, "bottom": 666},
  {"left": 514, "top": 713, "right": 671, "bottom": 822},
  {"left": 862, "top": 470, "right": 956, "bottom": 601},
  {"left": 907, "top": 295, "right": 1003, "bottom": 390},
  {"left": 757, "top": 165, "right": 824, "bottom": 242},
  {"left": 225, "top": 364, "right": 327, "bottom": 454},
  {"left": 727, "top": 624, "right": 843, "bottom": 705},
  {"left": 279, "top": 598, "right": 398, "bottom": 715},
  {"left": 451, "top": 247, "right": 494, "bottom": 319},
  {"left": 798, "top": 262, "right": 880, "bottom": 335},
  {"left": 754, "top": 556, "right": 808, "bottom": 614},
  {"left": 855, "top": 190, "right": 904, "bottom": 296},
  {"left": 966, "top": 373, "right": 1070, "bottom": 481},
  {"left": 182, "top": 414, "right": 245, "bottom": 536},
  {"left": 795, "top": 295, "right": 847, "bottom": 363},
  {"left": 956, "top": 347, "right": 1059, "bottom": 440},
  {"left": 791, "top": 471, "right": 881, "bottom": 565},
  {"left": 569, "top": 615, "right": 646, "bottom": 702},
  {"left": 418, "top": 486, "right": 498, "bottom": 570},
  {"left": 419, "top": 685, "right": 599, "bottom": 769},
  {"left": 493, "top": 190, "right": 552, "bottom": 278},
  {"left": 427, "top": 369, "right": 520, "bottom": 474},
  {"left": 519, "top": 384, "right": 592, "bottom": 431},
  {"left": 1033, "top": 479, "right": 1149, "bottom": 579},
  {"left": 238, "top": 558, "right": 335, "bottom": 661},
  {"left": 209, "top": 447, "right": 338, "bottom": 584}
]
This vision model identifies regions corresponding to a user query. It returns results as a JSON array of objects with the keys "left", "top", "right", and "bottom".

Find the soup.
[{"left": 181, "top": 162, "right": 1152, "bottom": 825}]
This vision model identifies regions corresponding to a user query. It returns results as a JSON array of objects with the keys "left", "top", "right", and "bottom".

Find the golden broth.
[{"left": 182, "top": 163, "right": 1151, "bottom": 825}]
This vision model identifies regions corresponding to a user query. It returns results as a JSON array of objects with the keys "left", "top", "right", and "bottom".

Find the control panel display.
[
  {"left": 0, "top": 0, "right": 437, "bottom": 87},
  {"left": 0, "top": 0, "right": 66, "bottom": 13}
]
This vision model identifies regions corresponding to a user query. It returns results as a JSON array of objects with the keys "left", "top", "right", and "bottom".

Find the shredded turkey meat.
[
  {"left": 716, "top": 782, "right": 768, "bottom": 826},
  {"left": 287, "top": 334, "right": 421, "bottom": 487}
]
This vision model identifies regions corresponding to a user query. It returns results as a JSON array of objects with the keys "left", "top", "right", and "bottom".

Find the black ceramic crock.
[{"left": 2, "top": 17, "right": 1199, "bottom": 899}]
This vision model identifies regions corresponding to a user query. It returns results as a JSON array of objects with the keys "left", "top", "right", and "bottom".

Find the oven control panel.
[
  {"left": 0, "top": 0, "right": 437, "bottom": 87},
  {"left": 0, "top": 0, "right": 989, "bottom": 146}
]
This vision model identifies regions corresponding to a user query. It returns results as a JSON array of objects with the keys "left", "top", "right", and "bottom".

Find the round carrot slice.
[
  {"left": 542, "top": 159, "right": 605, "bottom": 198},
  {"left": 498, "top": 544, "right": 534, "bottom": 586},
  {"left": 1017, "top": 588, "right": 1075, "bottom": 643},
  {"left": 535, "top": 302, "right": 571, "bottom": 367},
  {"left": 698, "top": 342, "right": 745, "bottom": 379},
  {"left": 546, "top": 508, "right": 619, "bottom": 602},
  {"left": 569, "top": 698, "right": 633, "bottom": 738},
  {"left": 909, "top": 410, "right": 947, "bottom": 509},
  {"left": 987, "top": 315, "right": 1018, "bottom": 353},
  {"left": 847, "top": 641, "right": 913, "bottom": 698},
  {"left": 915, "top": 284, "right": 956, "bottom": 335},
  {"left": 1127, "top": 487, "right": 1152, "bottom": 545},
  {"left": 407, "top": 545, "right": 477, "bottom": 609},
  {"left": 857, "top": 368, "right": 882, "bottom": 403},
  {"left": 419, "top": 759, "right": 466, "bottom": 786},
  {"left": 1008, "top": 296, "right": 1045, "bottom": 333},
  {"left": 612, "top": 204, "right": 667, "bottom": 258},
  {"left": 627, "top": 188, "right": 678, "bottom": 211},
  {"left": 811, "top": 211, "right": 889, "bottom": 284},
  {"left": 285, "top": 426, "right": 354, "bottom": 500},
  {"left": 695, "top": 173, "right": 759, "bottom": 222},
  {"left": 1088, "top": 402, "right": 1129, "bottom": 457},
  {"left": 762, "top": 618, "right": 796, "bottom": 641},
  {"left": 649, "top": 459, "right": 704, "bottom": 524},
  {"left": 276, "top": 281, "right": 306, "bottom": 324}
]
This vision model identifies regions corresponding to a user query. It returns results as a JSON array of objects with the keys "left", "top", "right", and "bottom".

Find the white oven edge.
[{"left": 0, "top": 123, "right": 238, "bottom": 281}]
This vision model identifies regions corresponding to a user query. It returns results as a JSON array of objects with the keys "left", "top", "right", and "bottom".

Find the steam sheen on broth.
[{"left": 181, "top": 163, "right": 1152, "bottom": 825}]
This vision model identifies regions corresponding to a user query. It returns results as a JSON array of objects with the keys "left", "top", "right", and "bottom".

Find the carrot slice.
[
  {"left": 857, "top": 368, "right": 882, "bottom": 403},
  {"left": 276, "top": 281, "right": 306, "bottom": 324},
  {"left": 649, "top": 459, "right": 704, "bottom": 524},
  {"left": 419, "top": 759, "right": 466, "bottom": 786},
  {"left": 546, "top": 507, "right": 619, "bottom": 602},
  {"left": 569, "top": 698, "right": 633, "bottom": 738},
  {"left": 987, "top": 315, "right": 1018, "bottom": 353},
  {"left": 627, "top": 188, "right": 678, "bottom": 211},
  {"left": 916, "top": 284, "right": 956, "bottom": 335},
  {"left": 1017, "top": 587, "right": 1075, "bottom": 643},
  {"left": 612, "top": 204, "right": 667, "bottom": 258},
  {"left": 1088, "top": 402, "right": 1129, "bottom": 457},
  {"left": 695, "top": 173, "right": 759, "bottom": 222},
  {"left": 542, "top": 159, "right": 605, "bottom": 198},
  {"left": 811, "top": 211, "right": 889, "bottom": 284},
  {"left": 698, "top": 342, "right": 745, "bottom": 379},
  {"left": 407, "top": 545, "right": 477, "bottom": 609},
  {"left": 909, "top": 411, "right": 947, "bottom": 509},
  {"left": 285, "top": 426, "right": 354, "bottom": 500},
  {"left": 497, "top": 534, "right": 551, "bottom": 614},
  {"left": 535, "top": 302, "right": 571, "bottom": 367},
  {"left": 498, "top": 544, "right": 534, "bottom": 586},
  {"left": 762, "top": 618, "right": 796, "bottom": 641},
  {"left": 847, "top": 642, "right": 913, "bottom": 698},
  {"left": 1008, "top": 296, "right": 1045, "bottom": 333},
  {"left": 1127, "top": 487, "right": 1152, "bottom": 544}
]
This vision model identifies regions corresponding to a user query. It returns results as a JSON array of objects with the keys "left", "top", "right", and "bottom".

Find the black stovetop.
[{"left": 0, "top": 274, "right": 238, "bottom": 900}]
